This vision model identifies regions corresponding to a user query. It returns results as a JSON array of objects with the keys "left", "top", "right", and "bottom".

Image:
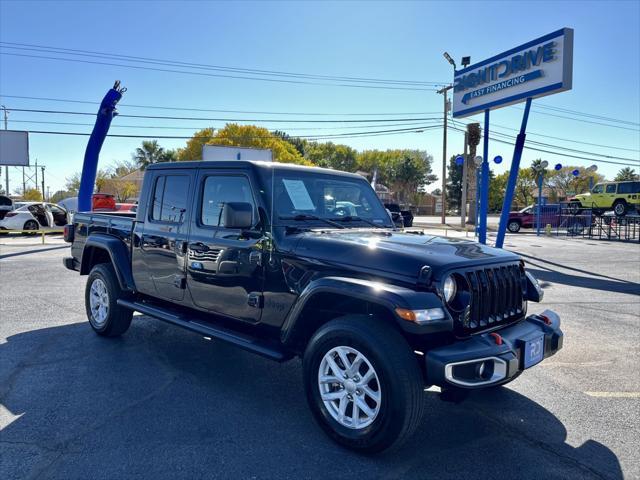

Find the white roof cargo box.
[{"left": 202, "top": 145, "right": 273, "bottom": 162}]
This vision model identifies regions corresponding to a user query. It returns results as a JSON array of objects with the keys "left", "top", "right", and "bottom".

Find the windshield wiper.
[
  {"left": 330, "top": 215, "right": 386, "bottom": 228},
  {"left": 278, "top": 214, "right": 345, "bottom": 229}
]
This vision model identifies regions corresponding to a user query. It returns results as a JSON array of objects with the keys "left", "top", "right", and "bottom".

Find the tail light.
[{"left": 63, "top": 224, "right": 74, "bottom": 243}]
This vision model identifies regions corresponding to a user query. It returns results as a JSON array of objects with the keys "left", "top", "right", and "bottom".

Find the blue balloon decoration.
[
  {"left": 78, "top": 82, "right": 125, "bottom": 212},
  {"left": 572, "top": 169, "right": 580, "bottom": 176},
  {"left": 455, "top": 155, "right": 464, "bottom": 166},
  {"left": 555, "top": 163, "right": 562, "bottom": 170},
  {"left": 493, "top": 155, "right": 503, "bottom": 164}
]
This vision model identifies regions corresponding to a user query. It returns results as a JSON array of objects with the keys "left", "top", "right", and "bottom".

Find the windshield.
[
  {"left": 271, "top": 169, "right": 393, "bottom": 228},
  {"left": 519, "top": 205, "right": 534, "bottom": 213}
]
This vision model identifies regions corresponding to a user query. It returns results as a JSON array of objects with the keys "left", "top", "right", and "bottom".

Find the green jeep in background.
[{"left": 569, "top": 181, "right": 640, "bottom": 216}]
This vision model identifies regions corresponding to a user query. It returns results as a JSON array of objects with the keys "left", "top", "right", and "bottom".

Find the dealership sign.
[{"left": 453, "top": 28, "right": 573, "bottom": 118}]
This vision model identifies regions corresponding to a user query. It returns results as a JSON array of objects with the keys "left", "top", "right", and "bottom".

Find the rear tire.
[
  {"left": 613, "top": 200, "right": 627, "bottom": 216},
  {"left": 507, "top": 220, "right": 521, "bottom": 233},
  {"left": 303, "top": 315, "right": 425, "bottom": 453},
  {"left": 22, "top": 220, "right": 39, "bottom": 235},
  {"left": 568, "top": 202, "right": 581, "bottom": 215},
  {"left": 85, "top": 263, "right": 133, "bottom": 337}
]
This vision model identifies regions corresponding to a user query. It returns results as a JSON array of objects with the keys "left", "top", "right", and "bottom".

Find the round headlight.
[{"left": 443, "top": 275, "right": 457, "bottom": 303}]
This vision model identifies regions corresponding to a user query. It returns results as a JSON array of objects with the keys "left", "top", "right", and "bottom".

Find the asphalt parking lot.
[{"left": 1, "top": 233, "right": 639, "bottom": 479}]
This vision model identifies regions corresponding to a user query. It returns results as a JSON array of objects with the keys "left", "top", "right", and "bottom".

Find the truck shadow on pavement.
[{"left": 0, "top": 319, "right": 623, "bottom": 480}]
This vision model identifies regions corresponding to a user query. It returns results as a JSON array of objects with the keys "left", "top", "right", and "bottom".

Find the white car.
[{"left": 0, "top": 202, "right": 70, "bottom": 231}]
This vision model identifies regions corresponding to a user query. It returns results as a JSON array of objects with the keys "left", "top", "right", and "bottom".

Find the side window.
[
  {"left": 618, "top": 182, "right": 640, "bottom": 194},
  {"left": 592, "top": 184, "right": 604, "bottom": 194},
  {"left": 150, "top": 175, "right": 190, "bottom": 223},
  {"left": 606, "top": 184, "right": 617, "bottom": 194},
  {"left": 201, "top": 175, "right": 255, "bottom": 227}
]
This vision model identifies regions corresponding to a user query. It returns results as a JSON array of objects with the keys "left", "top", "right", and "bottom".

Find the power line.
[
  {"left": 24, "top": 124, "right": 442, "bottom": 141},
  {"left": 6, "top": 107, "right": 440, "bottom": 124},
  {"left": 533, "top": 103, "right": 639, "bottom": 127},
  {"left": 513, "top": 104, "right": 640, "bottom": 131},
  {"left": 0, "top": 94, "right": 441, "bottom": 116},
  {"left": 0, "top": 41, "right": 444, "bottom": 87},
  {"left": 0, "top": 51, "right": 438, "bottom": 92},
  {"left": 8, "top": 118, "right": 436, "bottom": 132},
  {"left": 448, "top": 124, "right": 638, "bottom": 167}
]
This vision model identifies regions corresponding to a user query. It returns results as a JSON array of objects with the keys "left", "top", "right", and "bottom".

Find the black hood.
[{"left": 292, "top": 229, "right": 519, "bottom": 280}]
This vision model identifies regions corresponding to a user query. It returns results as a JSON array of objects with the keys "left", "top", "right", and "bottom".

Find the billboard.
[
  {"left": 453, "top": 28, "right": 573, "bottom": 118},
  {"left": 0, "top": 130, "right": 30, "bottom": 166},
  {"left": 202, "top": 145, "right": 273, "bottom": 162}
]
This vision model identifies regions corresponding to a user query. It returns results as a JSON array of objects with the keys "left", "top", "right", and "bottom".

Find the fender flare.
[
  {"left": 280, "top": 276, "right": 449, "bottom": 346},
  {"left": 80, "top": 234, "right": 135, "bottom": 292}
]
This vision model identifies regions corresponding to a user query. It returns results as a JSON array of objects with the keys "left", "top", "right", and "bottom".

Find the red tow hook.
[
  {"left": 490, "top": 332, "right": 503, "bottom": 345},
  {"left": 540, "top": 314, "right": 552, "bottom": 325}
]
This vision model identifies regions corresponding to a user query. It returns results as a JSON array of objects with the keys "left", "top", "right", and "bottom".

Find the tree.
[
  {"left": 65, "top": 173, "right": 81, "bottom": 194},
  {"left": 133, "top": 140, "right": 167, "bottom": 170},
  {"left": 305, "top": 141, "right": 358, "bottom": 172},
  {"left": 513, "top": 169, "right": 537, "bottom": 208},
  {"left": 94, "top": 169, "right": 110, "bottom": 193},
  {"left": 112, "top": 159, "right": 139, "bottom": 178},
  {"left": 272, "top": 130, "right": 306, "bottom": 156},
  {"left": 50, "top": 190, "right": 74, "bottom": 203},
  {"left": 445, "top": 155, "right": 463, "bottom": 211},
  {"left": 546, "top": 166, "right": 604, "bottom": 200},
  {"left": 178, "top": 125, "right": 309, "bottom": 165},
  {"left": 465, "top": 123, "right": 482, "bottom": 224},
  {"left": 614, "top": 167, "right": 639, "bottom": 181},
  {"left": 177, "top": 128, "right": 214, "bottom": 161},
  {"left": 489, "top": 171, "right": 507, "bottom": 213},
  {"left": 23, "top": 188, "right": 42, "bottom": 201}
]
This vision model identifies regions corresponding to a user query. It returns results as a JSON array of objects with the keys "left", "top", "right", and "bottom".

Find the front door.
[
  {"left": 186, "top": 170, "right": 264, "bottom": 324},
  {"left": 589, "top": 184, "right": 605, "bottom": 209},
  {"left": 139, "top": 172, "right": 192, "bottom": 301}
]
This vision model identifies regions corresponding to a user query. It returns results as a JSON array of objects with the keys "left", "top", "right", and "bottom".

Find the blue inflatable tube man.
[{"left": 77, "top": 81, "right": 126, "bottom": 212}]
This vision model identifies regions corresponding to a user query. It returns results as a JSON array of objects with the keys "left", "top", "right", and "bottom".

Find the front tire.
[
  {"left": 85, "top": 263, "right": 133, "bottom": 337},
  {"left": 303, "top": 315, "right": 425, "bottom": 453}
]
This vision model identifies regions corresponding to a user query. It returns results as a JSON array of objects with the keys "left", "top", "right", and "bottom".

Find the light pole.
[
  {"left": 438, "top": 52, "right": 456, "bottom": 225},
  {"left": 532, "top": 160, "right": 549, "bottom": 236}
]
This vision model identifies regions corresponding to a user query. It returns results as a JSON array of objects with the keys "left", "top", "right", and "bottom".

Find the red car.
[{"left": 507, "top": 204, "right": 562, "bottom": 233}]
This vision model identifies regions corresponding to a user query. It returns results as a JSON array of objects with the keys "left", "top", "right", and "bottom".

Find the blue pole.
[
  {"left": 475, "top": 169, "right": 480, "bottom": 236},
  {"left": 536, "top": 172, "right": 543, "bottom": 236},
  {"left": 77, "top": 81, "right": 125, "bottom": 212},
  {"left": 479, "top": 109, "right": 490, "bottom": 244},
  {"left": 495, "top": 97, "right": 533, "bottom": 248}
]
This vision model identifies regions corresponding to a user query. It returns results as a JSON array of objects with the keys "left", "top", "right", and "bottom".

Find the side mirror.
[{"left": 222, "top": 202, "right": 253, "bottom": 229}]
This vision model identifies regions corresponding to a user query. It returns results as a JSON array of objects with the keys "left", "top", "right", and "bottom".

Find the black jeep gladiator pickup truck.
[{"left": 64, "top": 160, "right": 562, "bottom": 452}]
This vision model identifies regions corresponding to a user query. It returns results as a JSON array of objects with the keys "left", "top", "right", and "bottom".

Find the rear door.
[
  {"left": 138, "top": 170, "right": 193, "bottom": 301},
  {"left": 186, "top": 168, "right": 264, "bottom": 323},
  {"left": 617, "top": 182, "right": 640, "bottom": 208}
]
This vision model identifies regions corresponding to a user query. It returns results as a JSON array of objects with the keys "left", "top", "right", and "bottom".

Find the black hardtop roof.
[{"left": 146, "top": 160, "right": 364, "bottom": 179}]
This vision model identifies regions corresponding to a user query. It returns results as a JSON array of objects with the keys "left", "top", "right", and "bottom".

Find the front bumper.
[{"left": 425, "top": 310, "right": 563, "bottom": 389}]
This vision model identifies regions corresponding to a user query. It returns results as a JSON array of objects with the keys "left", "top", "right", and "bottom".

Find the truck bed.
[{"left": 71, "top": 211, "right": 136, "bottom": 261}]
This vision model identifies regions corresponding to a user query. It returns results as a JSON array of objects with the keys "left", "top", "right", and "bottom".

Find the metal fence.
[{"left": 534, "top": 202, "right": 640, "bottom": 243}]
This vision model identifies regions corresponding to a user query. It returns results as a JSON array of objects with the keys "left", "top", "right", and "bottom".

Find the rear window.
[
  {"left": 150, "top": 175, "right": 190, "bottom": 223},
  {"left": 617, "top": 182, "right": 640, "bottom": 194}
]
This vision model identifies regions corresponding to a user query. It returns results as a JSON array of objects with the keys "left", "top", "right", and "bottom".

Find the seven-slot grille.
[{"left": 457, "top": 264, "right": 526, "bottom": 335}]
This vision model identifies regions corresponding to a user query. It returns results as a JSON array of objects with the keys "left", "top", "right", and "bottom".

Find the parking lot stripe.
[{"left": 584, "top": 391, "right": 640, "bottom": 398}]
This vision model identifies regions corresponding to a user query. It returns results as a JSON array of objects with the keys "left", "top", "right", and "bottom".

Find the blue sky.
[{"left": 1, "top": 0, "right": 639, "bottom": 194}]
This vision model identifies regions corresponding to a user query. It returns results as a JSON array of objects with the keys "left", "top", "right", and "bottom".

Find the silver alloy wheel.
[
  {"left": 89, "top": 278, "right": 109, "bottom": 327},
  {"left": 24, "top": 220, "right": 38, "bottom": 230},
  {"left": 614, "top": 203, "right": 625, "bottom": 215},
  {"left": 318, "top": 346, "right": 381, "bottom": 429},
  {"left": 508, "top": 221, "right": 520, "bottom": 232}
]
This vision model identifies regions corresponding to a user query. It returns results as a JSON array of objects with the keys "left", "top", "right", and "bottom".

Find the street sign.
[
  {"left": 0, "top": 130, "right": 29, "bottom": 166},
  {"left": 452, "top": 28, "right": 574, "bottom": 118}
]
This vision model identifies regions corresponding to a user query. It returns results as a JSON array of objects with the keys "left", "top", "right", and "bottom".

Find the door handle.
[{"left": 189, "top": 242, "right": 209, "bottom": 253}]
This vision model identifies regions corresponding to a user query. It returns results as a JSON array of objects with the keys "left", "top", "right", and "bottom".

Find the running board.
[{"left": 117, "top": 299, "right": 292, "bottom": 362}]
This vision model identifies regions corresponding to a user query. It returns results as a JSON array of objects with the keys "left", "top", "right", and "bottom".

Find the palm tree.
[
  {"left": 614, "top": 167, "right": 639, "bottom": 182},
  {"left": 465, "top": 123, "right": 481, "bottom": 224},
  {"left": 133, "top": 140, "right": 165, "bottom": 170}
]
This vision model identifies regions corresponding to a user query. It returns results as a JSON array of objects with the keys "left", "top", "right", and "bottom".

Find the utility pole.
[
  {"left": 437, "top": 85, "right": 453, "bottom": 224},
  {"left": 35, "top": 159, "right": 38, "bottom": 193},
  {"left": 2, "top": 105, "right": 8, "bottom": 196},
  {"left": 461, "top": 131, "right": 468, "bottom": 228},
  {"left": 22, "top": 167, "right": 26, "bottom": 196},
  {"left": 41, "top": 166, "right": 46, "bottom": 202}
]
